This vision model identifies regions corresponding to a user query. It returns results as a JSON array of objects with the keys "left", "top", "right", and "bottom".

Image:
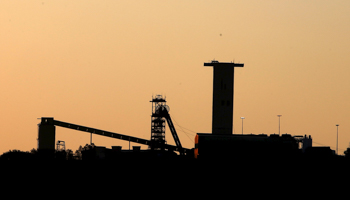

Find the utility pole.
[
  {"left": 336, "top": 124, "right": 339, "bottom": 155},
  {"left": 277, "top": 115, "right": 282, "bottom": 135},
  {"left": 240, "top": 117, "right": 245, "bottom": 135}
]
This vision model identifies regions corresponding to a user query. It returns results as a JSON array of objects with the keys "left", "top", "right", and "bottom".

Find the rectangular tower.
[
  {"left": 204, "top": 61, "right": 244, "bottom": 135},
  {"left": 38, "top": 117, "right": 56, "bottom": 151}
]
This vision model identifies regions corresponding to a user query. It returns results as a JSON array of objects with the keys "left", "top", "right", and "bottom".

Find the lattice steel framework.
[{"left": 150, "top": 95, "right": 167, "bottom": 150}]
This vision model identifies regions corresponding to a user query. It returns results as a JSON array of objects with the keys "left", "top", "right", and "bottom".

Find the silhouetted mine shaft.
[{"left": 204, "top": 61, "right": 244, "bottom": 135}]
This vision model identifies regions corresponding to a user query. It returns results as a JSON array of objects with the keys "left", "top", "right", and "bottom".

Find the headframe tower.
[
  {"left": 150, "top": 95, "right": 167, "bottom": 150},
  {"left": 204, "top": 60, "right": 244, "bottom": 135}
]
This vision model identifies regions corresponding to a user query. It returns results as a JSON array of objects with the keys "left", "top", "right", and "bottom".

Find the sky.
[{"left": 1, "top": 0, "right": 350, "bottom": 155}]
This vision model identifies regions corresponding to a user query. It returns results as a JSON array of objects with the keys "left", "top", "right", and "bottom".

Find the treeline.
[
  {"left": 0, "top": 144, "right": 96, "bottom": 161},
  {"left": 3, "top": 144, "right": 350, "bottom": 163}
]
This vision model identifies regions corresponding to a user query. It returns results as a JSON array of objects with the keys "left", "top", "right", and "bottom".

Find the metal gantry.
[
  {"left": 150, "top": 95, "right": 167, "bottom": 151},
  {"left": 150, "top": 95, "right": 184, "bottom": 155},
  {"left": 39, "top": 117, "right": 189, "bottom": 154},
  {"left": 38, "top": 95, "right": 189, "bottom": 156}
]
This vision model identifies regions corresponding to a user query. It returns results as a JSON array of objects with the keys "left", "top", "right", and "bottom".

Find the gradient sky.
[{"left": 1, "top": 1, "right": 350, "bottom": 155}]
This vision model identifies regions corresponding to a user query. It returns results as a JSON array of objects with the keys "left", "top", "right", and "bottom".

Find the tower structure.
[
  {"left": 204, "top": 60, "right": 244, "bottom": 135},
  {"left": 56, "top": 140, "right": 66, "bottom": 151},
  {"left": 38, "top": 117, "right": 56, "bottom": 151},
  {"left": 150, "top": 95, "right": 167, "bottom": 150}
]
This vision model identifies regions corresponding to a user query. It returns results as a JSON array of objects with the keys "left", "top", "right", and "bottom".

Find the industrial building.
[
  {"left": 37, "top": 60, "right": 335, "bottom": 161},
  {"left": 194, "top": 60, "right": 314, "bottom": 160},
  {"left": 194, "top": 133, "right": 312, "bottom": 160},
  {"left": 37, "top": 95, "right": 191, "bottom": 159}
]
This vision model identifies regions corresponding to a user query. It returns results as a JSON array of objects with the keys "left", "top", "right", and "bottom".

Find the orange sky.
[{"left": 1, "top": 1, "right": 350, "bottom": 155}]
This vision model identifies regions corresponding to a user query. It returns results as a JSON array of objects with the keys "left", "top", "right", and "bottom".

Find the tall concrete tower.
[{"left": 204, "top": 60, "right": 244, "bottom": 135}]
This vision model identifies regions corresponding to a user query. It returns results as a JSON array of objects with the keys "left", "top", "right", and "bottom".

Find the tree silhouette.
[
  {"left": 344, "top": 148, "right": 350, "bottom": 158},
  {"left": 74, "top": 145, "right": 83, "bottom": 160},
  {"left": 0, "top": 148, "right": 79, "bottom": 161},
  {"left": 0, "top": 150, "right": 33, "bottom": 161},
  {"left": 66, "top": 149, "right": 74, "bottom": 160},
  {"left": 80, "top": 143, "right": 97, "bottom": 160}
]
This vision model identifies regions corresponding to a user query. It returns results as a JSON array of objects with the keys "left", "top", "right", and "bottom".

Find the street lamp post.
[
  {"left": 336, "top": 124, "right": 339, "bottom": 155},
  {"left": 277, "top": 115, "right": 282, "bottom": 135},
  {"left": 240, "top": 117, "right": 245, "bottom": 135}
]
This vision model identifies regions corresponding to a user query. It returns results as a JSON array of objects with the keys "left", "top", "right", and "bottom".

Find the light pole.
[
  {"left": 240, "top": 117, "right": 245, "bottom": 135},
  {"left": 336, "top": 124, "right": 339, "bottom": 155},
  {"left": 277, "top": 115, "right": 282, "bottom": 135}
]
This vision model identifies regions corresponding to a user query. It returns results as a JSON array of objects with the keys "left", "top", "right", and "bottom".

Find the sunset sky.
[{"left": 1, "top": 1, "right": 350, "bottom": 155}]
